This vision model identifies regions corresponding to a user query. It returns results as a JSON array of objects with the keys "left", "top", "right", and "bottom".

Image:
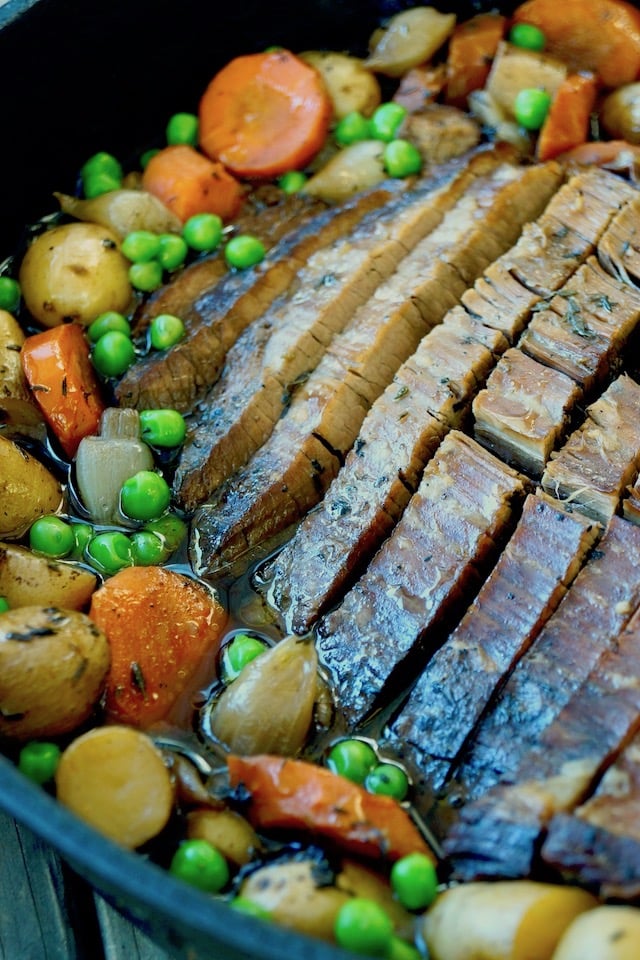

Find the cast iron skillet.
[{"left": 0, "top": 1, "right": 515, "bottom": 956}]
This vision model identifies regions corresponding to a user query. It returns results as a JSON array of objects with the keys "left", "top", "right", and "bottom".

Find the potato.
[
  {"left": 552, "top": 906, "right": 640, "bottom": 960},
  {"left": 0, "top": 542, "right": 97, "bottom": 610},
  {"left": 366, "top": 7, "right": 456, "bottom": 78},
  {"left": 337, "top": 860, "right": 414, "bottom": 940},
  {"left": 486, "top": 42, "right": 567, "bottom": 117},
  {"left": 422, "top": 881, "right": 598, "bottom": 960},
  {"left": 0, "top": 310, "right": 45, "bottom": 439},
  {"left": 56, "top": 726, "right": 174, "bottom": 848},
  {"left": 601, "top": 84, "right": 640, "bottom": 144},
  {"left": 304, "top": 140, "right": 387, "bottom": 202},
  {"left": 19, "top": 222, "right": 133, "bottom": 328},
  {"left": 0, "top": 605, "right": 110, "bottom": 740},
  {"left": 187, "top": 808, "right": 261, "bottom": 868},
  {"left": 0, "top": 434, "right": 63, "bottom": 538},
  {"left": 300, "top": 51, "right": 381, "bottom": 118}
]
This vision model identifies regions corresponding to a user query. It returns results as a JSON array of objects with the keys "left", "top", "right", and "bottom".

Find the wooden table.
[{"left": 1, "top": 810, "right": 173, "bottom": 960}]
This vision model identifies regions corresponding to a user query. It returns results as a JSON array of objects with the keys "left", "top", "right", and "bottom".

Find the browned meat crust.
[{"left": 314, "top": 432, "right": 526, "bottom": 728}]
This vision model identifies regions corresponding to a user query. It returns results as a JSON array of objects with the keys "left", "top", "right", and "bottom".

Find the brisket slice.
[
  {"left": 444, "top": 590, "right": 640, "bottom": 882},
  {"left": 598, "top": 192, "right": 640, "bottom": 288},
  {"left": 443, "top": 515, "right": 640, "bottom": 810},
  {"left": 384, "top": 493, "right": 599, "bottom": 806},
  {"left": 189, "top": 161, "right": 554, "bottom": 578},
  {"left": 174, "top": 149, "right": 515, "bottom": 511},
  {"left": 541, "top": 374, "right": 640, "bottom": 524},
  {"left": 266, "top": 309, "right": 509, "bottom": 634},
  {"left": 314, "top": 431, "right": 526, "bottom": 728},
  {"left": 472, "top": 348, "right": 582, "bottom": 477}
]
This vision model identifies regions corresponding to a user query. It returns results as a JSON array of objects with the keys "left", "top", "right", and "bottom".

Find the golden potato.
[
  {"left": 0, "top": 435, "right": 63, "bottom": 538},
  {"left": 0, "top": 605, "right": 110, "bottom": 740},
  {"left": 0, "top": 542, "right": 97, "bottom": 610},
  {"left": 56, "top": 726, "right": 174, "bottom": 848},
  {"left": 300, "top": 51, "right": 381, "bottom": 118},
  {"left": 601, "top": 84, "right": 640, "bottom": 144},
  {"left": 19, "top": 222, "right": 133, "bottom": 327},
  {"left": 187, "top": 807, "right": 260, "bottom": 868},
  {"left": 552, "top": 906, "right": 640, "bottom": 960},
  {"left": 0, "top": 311, "right": 45, "bottom": 438}
]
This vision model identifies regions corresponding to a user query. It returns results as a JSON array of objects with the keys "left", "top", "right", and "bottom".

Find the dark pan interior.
[{"left": 0, "top": 0, "right": 514, "bottom": 956}]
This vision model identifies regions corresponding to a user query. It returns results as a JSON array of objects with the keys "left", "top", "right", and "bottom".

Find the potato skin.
[
  {"left": 19, "top": 222, "right": 132, "bottom": 328},
  {"left": 0, "top": 310, "right": 44, "bottom": 438},
  {"left": 0, "top": 542, "right": 97, "bottom": 610},
  {"left": 0, "top": 606, "right": 110, "bottom": 740},
  {"left": 601, "top": 84, "right": 640, "bottom": 144},
  {"left": 552, "top": 906, "right": 640, "bottom": 960},
  {"left": 0, "top": 435, "right": 63, "bottom": 538}
]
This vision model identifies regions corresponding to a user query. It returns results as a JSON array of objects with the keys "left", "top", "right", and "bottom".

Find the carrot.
[
  {"left": 537, "top": 73, "right": 598, "bottom": 161},
  {"left": 512, "top": 0, "right": 640, "bottom": 88},
  {"left": 445, "top": 13, "right": 507, "bottom": 108},
  {"left": 227, "top": 754, "right": 435, "bottom": 863},
  {"left": 21, "top": 323, "right": 105, "bottom": 457},
  {"left": 89, "top": 566, "right": 227, "bottom": 728},
  {"left": 198, "top": 50, "right": 332, "bottom": 179},
  {"left": 142, "top": 145, "right": 244, "bottom": 223}
]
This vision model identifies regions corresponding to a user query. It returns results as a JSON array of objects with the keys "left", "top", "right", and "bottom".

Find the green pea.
[
  {"left": 335, "top": 111, "right": 372, "bottom": 146},
  {"left": 139, "top": 408, "right": 187, "bottom": 448},
  {"left": 387, "top": 936, "right": 422, "bottom": 960},
  {"left": 0, "top": 597, "right": 9, "bottom": 613},
  {"left": 83, "top": 170, "right": 122, "bottom": 199},
  {"left": 225, "top": 235, "right": 266, "bottom": 270},
  {"left": 0, "top": 277, "right": 21, "bottom": 313},
  {"left": 70, "top": 522, "right": 93, "bottom": 560},
  {"left": 369, "top": 102, "right": 407, "bottom": 142},
  {"left": 85, "top": 531, "right": 134, "bottom": 575},
  {"left": 130, "top": 530, "right": 168, "bottom": 566},
  {"left": 169, "top": 839, "right": 229, "bottom": 893},
  {"left": 327, "top": 739, "right": 377, "bottom": 785},
  {"left": 140, "top": 148, "right": 160, "bottom": 169},
  {"left": 182, "top": 213, "right": 223, "bottom": 253},
  {"left": 143, "top": 514, "right": 187, "bottom": 553},
  {"left": 513, "top": 88, "right": 551, "bottom": 130},
  {"left": 365, "top": 762, "right": 409, "bottom": 801},
  {"left": 334, "top": 898, "right": 394, "bottom": 957},
  {"left": 129, "top": 260, "right": 163, "bottom": 293},
  {"left": 157, "top": 233, "right": 188, "bottom": 271},
  {"left": 29, "top": 515, "right": 74, "bottom": 559},
  {"left": 166, "top": 112, "right": 199, "bottom": 147},
  {"left": 87, "top": 311, "right": 131, "bottom": 343},
  {"left": 81, "top": 151, "right": 123, "bottom": 183},
  {"left": 121, "top": 230, "right": 161, "bottom": 264},
  {"left": 221, "top": 633, "right": 268, "bottom": 682},
  {"left": 149, "top": 313, "right": 185, "bottom": 350},
  {"left": 92, "top": 331, "right": 136, "bottom": 378},
  {"left": 18, "top": 741, "right": 61, "bottom": 785},
  {"left": 390, "top": 852, "right": 438, "bottom": 911},
  {"left": 509, "top": 23, "right": 546, "bottom": 51},
  {"left": 277, "top": 170, "right": 308, "bottom": 194},
  {"left": 383, "top": 140, "right": 422, "bottom": 178},
  {"left": 230, "top": 897, "right": 272, "bottom": 920},
  {"left": 120, "top": 470, "right": 171, "bottom": 521}
]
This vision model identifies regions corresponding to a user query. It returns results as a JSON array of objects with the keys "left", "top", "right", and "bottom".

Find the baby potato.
[
  {"left": 19, "top": 222, "right": 133, "bottom": 328},
  {"left": 0, "top": 310, "right": 45, "bottom": 439},
  {"left": 300, "top": 51, "right": 381, "bottom": 118},
  {"left": 0, "top": 605, "right": 110, "bottom": 740},
  {"left": 187, "top": 807, "right": 261, "bottom": 868},
  {"left": 56, "top": 726, "right": 174, "bottom": 848},
  {"left": 0, "top": 542, "right": 97, "bottom": 610},
  {"left": 0, "top": 434, "right": 63, "bottom": 538},
  {"left": 552, "top": 906, "right": 640, "bottom": 960},
  {"left": 601, "top": 84, "right": 640, "bottom": 144}
]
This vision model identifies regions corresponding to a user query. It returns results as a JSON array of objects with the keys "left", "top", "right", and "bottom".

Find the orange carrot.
[
  {"left": 445, "top": 13, "right": 507, "bottom": 108},
  {"left": 199, "top": 50, "right": 332, "bottom": 179},
  {"left": 21, "top": 323, "right": 105, "bottom": 457},
  {"left": 537, "top": 73, "right": 598, "bottom": 161},
  {"left": 142, "top": 144, "right": 244, "bottom": 223},
  {"left": 513, "top": 0, "right": 640, "bottom": 87},
  {"left": 89, "top": 566, "right": 227, "bottom": 728},
  {"left": 227, "top": 754, "right": 435, "bottom": 863}
]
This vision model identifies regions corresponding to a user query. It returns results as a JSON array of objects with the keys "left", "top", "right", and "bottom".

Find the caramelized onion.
[{"left": 54, "top": 189, "right": 182, "bottom": 240}]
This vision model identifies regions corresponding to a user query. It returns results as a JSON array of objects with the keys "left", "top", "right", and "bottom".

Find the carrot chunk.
[
  {"left": 89, "top": 566, "right": 227, "bottom": 728},
  {"left": 142, "top": 144, "right": 244, "bottom": 223},
  {"left": 513, "top": 0, "right": 640, "bottom": 87},
  {"left": 227, "top": 754, "right": 436, "bottom": 863},
  {"left": 445, "top": 13, "right": 507, "bottom": 107},
  {"left": 198, "top": 50, "right": 332, "bottom": 179},
  {"left": 537, "top": 73, "right": 598, "bottom": 161},
  {"left": 21, "top": 323, "right": 105, "bottom": 457}
]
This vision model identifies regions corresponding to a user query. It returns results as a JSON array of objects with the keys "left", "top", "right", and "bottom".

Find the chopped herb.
[
  {"left": 130, "top": 661, "right": 147, "bottom": 698},
  {"left": 394, "top": 385, "right": 409, "bottom": 400},
  {"left": 564, "top": 296, "right": 595, "bottom": 339},
  {"left": 589, "top": 293, "right": 616, "bottom": 313},
  {"left": 61, "top": 376, "right": 67, "bottom": 397}
]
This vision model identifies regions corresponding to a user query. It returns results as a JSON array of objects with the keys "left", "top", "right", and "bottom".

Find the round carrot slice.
[{"left": 198, "top": 50, "right": 332, "bottom": 179}]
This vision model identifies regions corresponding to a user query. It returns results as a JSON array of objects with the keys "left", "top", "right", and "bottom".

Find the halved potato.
[
  {"left": 0, "top": 435, "right": 63, "bottom": 538},
  {"left": 300, "top": 51, "right": 381, "bottom": 118},
  {"left": 0, "top": 311, "right": 45, "bottom": 438},
  {"left": 0, "top": 541, "right": 97, "bottom": 610}
]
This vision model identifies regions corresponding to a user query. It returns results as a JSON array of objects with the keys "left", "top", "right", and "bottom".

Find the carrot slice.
[
  {"left": 199, "top": 50, "right": 332, "bottom": 179},
  {"left": 537, "top": 73, "right": 598, "bottom": 161},
  {"left": 513, "top": 0, "right": 640, "bottom": 87},
  {"left": 21, "top": 323, "right": 105, "bottom": 457},
  {"left": 227, "top": 754, "right": 435, "bottom": 863},
  {"left": 142, "top": 144, "right": 244, "bottom": 223},
  {"left": 89, "top": 566, "right": 227, "bottom": 728},
  {"left": 445, "top": 13, "right": 507, "bottom": 108}
]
